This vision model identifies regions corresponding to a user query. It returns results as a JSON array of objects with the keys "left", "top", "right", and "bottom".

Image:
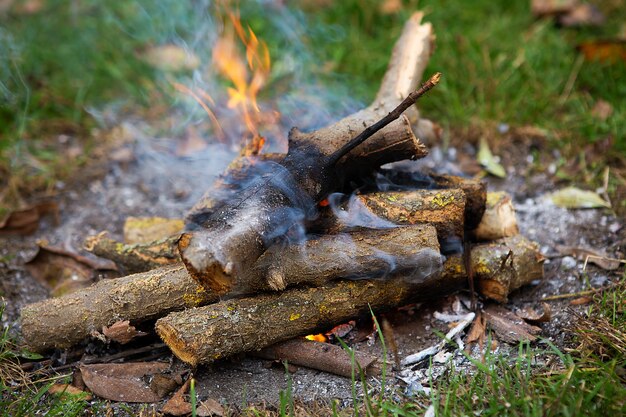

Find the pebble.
[{"left": 561, "top": 256, "right": 578, "bottom": 270}]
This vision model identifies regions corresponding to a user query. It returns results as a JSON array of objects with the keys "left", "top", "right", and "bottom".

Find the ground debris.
[
  {"left": 102, "top": 320, "right": 148, "bottom": 344},
  {"left": 80, "top": 362, "right": 170, "bottom": 403},
  {"left": 483, "top": 304, "right": 541, "bottom": 344},
  {"left": 25, "top": 243, "right": 117, "bottom": 296},
  {"left": 0, "top": 201, "right": 58, "bottom": 236}
]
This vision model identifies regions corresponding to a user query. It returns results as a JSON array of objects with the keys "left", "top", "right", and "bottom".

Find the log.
[
  {"left": 21, "top": 225, "right": 440, "bottom": 352},
  {"left": 179, "top": 14, "right": 437, "bottom": 295},
  {"left": 84, "top": 233, "right": 180, "bottom": 274},
  {"left": 243, "top": 224, "right": 442, "bottom": 292},
  {"left": 20, "top": 264, "right": 216, "bottom": 352},
  {"left": 472, "top": 192, "right": 519, "bottom": 241},
  {"left": 376, "top": 170, "right": 487, "bottom": 230},
  {"left": 156, "top": 235, "right": 544, "bottom": 366},
  {"left": 255, "top": 339, "right": 382, "bottom": 378},
  {"left": 347, "top": 189, "right": 466, "bottom": 248},
  {"left": 179, "top": 74, "right": 440, "bottom": 295}
]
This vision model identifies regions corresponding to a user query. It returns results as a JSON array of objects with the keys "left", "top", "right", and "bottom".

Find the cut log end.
[{"left": 155, "top": 320, "right": 200, "bottom": 367}]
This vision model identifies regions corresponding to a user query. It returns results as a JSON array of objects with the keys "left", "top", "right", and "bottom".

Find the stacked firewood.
[{"left": 20, "top": 13, "right": 544, "bottom": 368}]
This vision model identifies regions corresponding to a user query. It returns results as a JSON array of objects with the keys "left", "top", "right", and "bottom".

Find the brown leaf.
[
  {"left": 25, "top": 244, "right": 117, "bottom": 297},
  {"left": 559, "top": 3, "right": 605, "bottom": 27},
  {"left": 483, "top": 305, "right": 541, "bottom": 344},
  {"left": 591, "top": 100, "right": 613, "bottom": 121},
  {"left": 162, "top": 379, "right": 192, "bottom": 416},
  {"left": 123, "top": 217, "right": 184, "bottom": 244},
  {"left": 570, "top": 296, "right": 593, "bottom": 305},
  {"left": 465, "top": 312, "right": 486, "bottom": 345},
  {"left": 48, "top": 383, "right": 92, "bottom": 400},
  {"left": 197, "top": 398, "right": 225, "bottom": 417},
  {"left": 102, "top": 320, "right": 147, "bottom": 344},
  {"left": 578, "top": 40, "right": 626, "bottom": 63},
  {"left": 150, "top": 373, "right": 181, "bottom": 398},
  {"left": 379, "top": 0, "right": 402, "bottom": 15},
  {"left": 557, "top": 245, "right": 623, "bottom": 270},
  {"left": 0, "top": 201, "right": 58, "bottom": 235},
  {"left": 531, "top": 0, "right": 578, "bottom": 17},
  {"left": 80, "top": 362, "right": 169, "bottom": 403},
  {"left": 517, "top": 303, "right": 552, "bottom": 324}
]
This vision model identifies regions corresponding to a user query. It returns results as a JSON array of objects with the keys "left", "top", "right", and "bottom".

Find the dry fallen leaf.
[
  {"left": 0, "top": 201, "right": 58, "bottom": 235},
  {"left": 81, "top": 362, "right": 169, "bottom": 403},
  {"left": 531, "top": 0, "right": 578, "bottom": 17},
  {"left": 478, "top": 138, "right": 506, "bottom": 178},
  {"left": 379, "top": 0, "right": 402, "bottom": 15},
  {"left": 102, "top": 320, "right": 147, "bottom": 344},
  {"left": 590, "top": 100, "right": 613, "bottom": 121},
  {"left": 142, "top": 44, "right": 200, "bottom": 72},
  {"left": 483, "top": 304, "right": 541, "bottom": 344},
  {"left": 25, "top": 244, "right": 117, "bottom": 296},
  {"left": 559, "top": 3, "right": 605, "bottom": 27},
  {"left": 123, "top": 217, "right": 184, "bottom": 245},
  {"left": 548, "top": 186, "right": 610, "bottom": 209},
  {"left": 570, "top": 296, "right": 593, "bottom": 305},
  {"left": 465, "top": 312, "right": 486, "bottom": 346},
  {"left": 578, "top": 39, "right": 626, "bottom": 63},
  {"left": 48, "top": 383, "right": 92, "bottom": 400},
  {"left": 162, "top": 379, "right": 192, "bottom": 416},
  {"left": 197, "top": 398, "right": 225, "bottom": 417},
  {"left": 517, "top": 303, "right": 552, "bottom": 324},
  {"left": 150, "top": 373, "right": 181, "bottom": 398},
  {"left": 557, "top": 245, "right": 623, "bottom": 270}
]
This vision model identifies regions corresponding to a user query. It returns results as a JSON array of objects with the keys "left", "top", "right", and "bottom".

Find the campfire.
[{"left": 21, "top": 12, "right": 544, "bottom": 387}]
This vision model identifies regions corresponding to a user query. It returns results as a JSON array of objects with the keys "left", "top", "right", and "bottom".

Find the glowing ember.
[{"left": 305, "top": 334, "right": 327, "bottom": 343}]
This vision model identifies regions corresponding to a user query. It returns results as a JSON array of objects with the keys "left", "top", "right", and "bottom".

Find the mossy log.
[
  {"left": 156, "top": 235, "right": 544, "bottom": 366},
  {"left": 351, "top": 189, "right": 466, "bottom": 245},
  {"left": 84, "top": 233, "right": 180, "bottom": 274},
  {"left": 20, "top": 264, "right": 216, "bottom": 352},
  {"left": 376, "top": 170, "right": 487, "bottom": 231}
]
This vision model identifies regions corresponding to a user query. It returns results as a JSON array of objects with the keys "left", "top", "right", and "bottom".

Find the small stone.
[{"left": 561, "top": 256, "right": 577, "bottom": 270}]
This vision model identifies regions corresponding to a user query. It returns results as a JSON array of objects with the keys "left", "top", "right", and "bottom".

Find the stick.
[{"left": 327, "top": 73, "right": 441, "bottom": 166}]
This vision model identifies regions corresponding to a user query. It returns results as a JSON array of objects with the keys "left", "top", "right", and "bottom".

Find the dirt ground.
[{"left": 1, "top": 127, "right": 624, "bottom": 411}]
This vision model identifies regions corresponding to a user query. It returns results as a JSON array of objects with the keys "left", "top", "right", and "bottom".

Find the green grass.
[{"left": 300, "top": 0, "right": 626, "bottom": 152}]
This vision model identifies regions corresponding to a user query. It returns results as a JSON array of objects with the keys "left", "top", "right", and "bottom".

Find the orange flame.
[{"left": 213, "top": 9, "right": 271, "bottom": 138}]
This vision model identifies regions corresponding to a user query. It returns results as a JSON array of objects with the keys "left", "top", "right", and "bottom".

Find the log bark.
[
  {"left": 239, "top": 224, "right": 441, "bottom": 293},
  {"left": 179, "top": 14, "right": 437, "bottom": 296},
  {"left": 472, "top": 192, "right": 519, "bottom": 241},
  {"left": 156, "top": 236, "right": 544, "bottom": 366},
  {"left": 20, "top": 264, "right": 216, "bottom": 352},
  {"left": 84, "top": 233, "right": 180, "bottom": 274},
  {"left": 349, "top": 189, "right": 466, "bottom": 245},
  {"left": 376, "top": 170, "right": 487, "bottom": 231}
]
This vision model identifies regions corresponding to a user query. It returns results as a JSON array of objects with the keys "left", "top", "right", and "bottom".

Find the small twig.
[
  {"left": 542, "top": 281, "right": 625, "bottom": 301},
  {"left": 327, "top": 72, "right": 441, "bottom": 166}
]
